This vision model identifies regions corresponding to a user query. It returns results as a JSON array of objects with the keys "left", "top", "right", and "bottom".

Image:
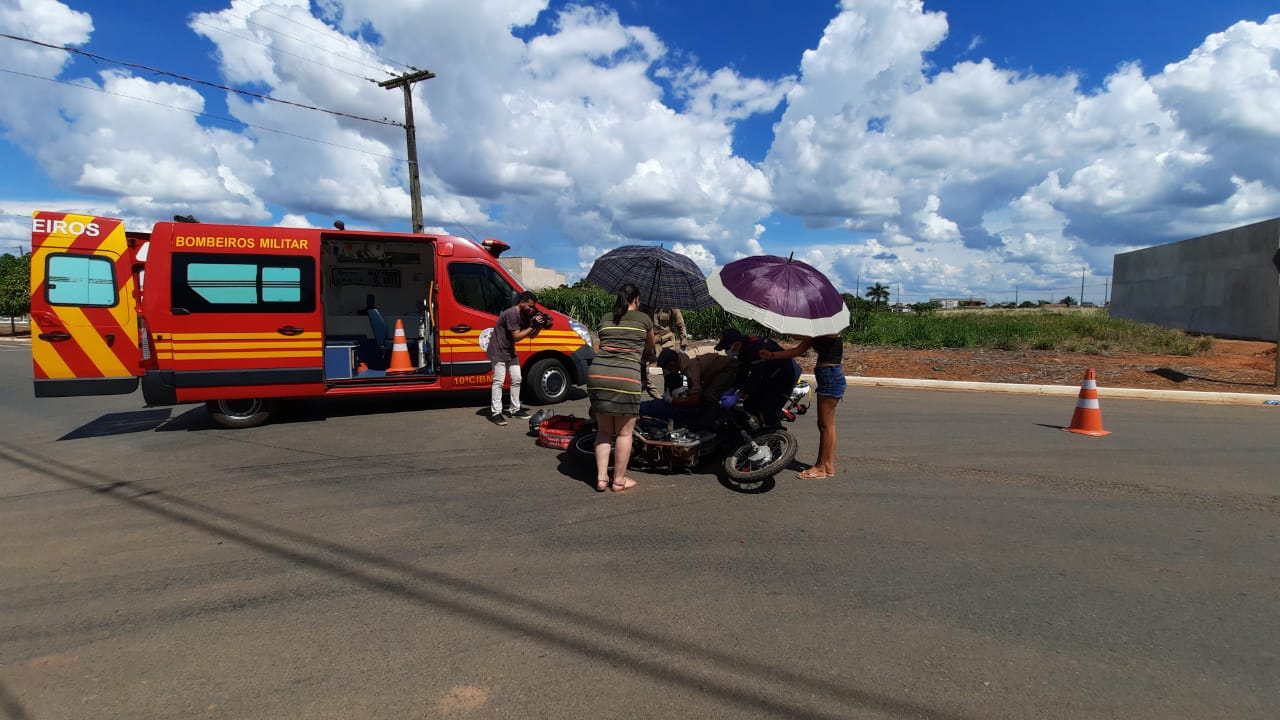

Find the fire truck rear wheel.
[
  {"left": 526, "top": 358, "right": 569, "bottom": 405},
  {"left": 206, "top": 398, "right": 275, "bottom": 429}
]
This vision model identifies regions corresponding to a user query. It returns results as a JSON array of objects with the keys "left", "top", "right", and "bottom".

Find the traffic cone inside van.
[
  {"left": 386, "top": 319, "right": 414, "bottom": 374},
  {"left": 1064, "top": 368, "right": 1110, "bottom": 436}
]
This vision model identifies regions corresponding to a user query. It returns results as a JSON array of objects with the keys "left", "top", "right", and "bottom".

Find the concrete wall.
[{"left": 1110, "top": 218, "right": 1280, "bottom": 341}]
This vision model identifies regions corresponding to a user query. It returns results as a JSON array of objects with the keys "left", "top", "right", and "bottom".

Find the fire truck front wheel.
[
  {"left": 526, "top": 358, "right": 570, "bottom": 405},
  {"left": 206, "top": 398, "right": 276, "bottom": 429}
]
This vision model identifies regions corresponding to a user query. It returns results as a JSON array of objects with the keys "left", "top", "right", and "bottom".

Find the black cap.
[
  {"left": 714, "top": 327, "right": 745, "bottom": 351},
  {"left": 656, "top": 348, "right": 679, "bottom": 367}
]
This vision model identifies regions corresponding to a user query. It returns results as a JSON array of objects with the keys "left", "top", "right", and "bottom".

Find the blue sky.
[{"left": 2, "top": 0, "right": 1278, "bottom": 304}]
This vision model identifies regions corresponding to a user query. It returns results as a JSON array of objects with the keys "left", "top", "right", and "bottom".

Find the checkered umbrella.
[
  {"left": 586, "top": 245, "right": 717, "bottom": 310},
  {"left": 708, "top": 254, "right": 850, "bottom": 336}
]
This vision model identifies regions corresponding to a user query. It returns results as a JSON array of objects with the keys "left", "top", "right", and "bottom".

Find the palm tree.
[{"left": 865, "top": 282, "right": 890, "bottom": 305}]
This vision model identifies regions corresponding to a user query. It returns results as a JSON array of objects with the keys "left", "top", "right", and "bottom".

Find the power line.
[
  {"left": 199, "top": 8, "right": 396, "bottom": 78},
  {"left": 189, "top": 18, "right": 381, "bottom": 83},
  {"left": 0, "top": 32, "right": 402, "bottom": 128},
  {"left": 0, "top": 68, "right": 406, "bottom": 162},
  {"left": 232, "top": 0, "right": 419, "bottom": 75}
]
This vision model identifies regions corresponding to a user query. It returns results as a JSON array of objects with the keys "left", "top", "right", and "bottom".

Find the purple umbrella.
[{"left": 707, "top": 254, "right": 849, "bottom": 336}]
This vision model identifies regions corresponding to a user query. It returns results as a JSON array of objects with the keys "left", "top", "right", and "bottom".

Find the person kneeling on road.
[
  {"left": 639, "top": 347, "right": 739, "bottom": 423},
  {"left": 715, "top": 327, "right": 800, "bottom": 425}
]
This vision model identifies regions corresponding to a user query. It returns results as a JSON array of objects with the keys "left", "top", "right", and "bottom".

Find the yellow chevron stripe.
[
  {"left": 444, "top": 330, "right": 579, "bottom": 339},
  {"left": 435, "top": 340, "right": 583, "bottom": 351},
  {"left": 32, "top": 342, "right": 73, "bottom": 379},
  {"left": 168, "top": 341, "right": 323, "bottom": 350},
  {"left": 58, "top": 305, "right": 130, "bottom": 376},
  {"left": 171, "top": 351, "right": 321, "bottom": 360},
  {"left": 170, "top": 332, "right": 323, "bottom": 340}
]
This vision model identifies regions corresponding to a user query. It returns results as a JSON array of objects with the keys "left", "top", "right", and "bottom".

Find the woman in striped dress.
[{"left": 587, "top": 283, "right": 654, "bottom": 492}]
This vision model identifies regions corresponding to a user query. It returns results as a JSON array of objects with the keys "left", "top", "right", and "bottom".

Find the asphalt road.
[{"left": 2, "top": 339, "right": 1278, "bottom": 719}]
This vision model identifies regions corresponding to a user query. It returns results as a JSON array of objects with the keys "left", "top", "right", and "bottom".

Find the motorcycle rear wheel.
[
  {"left": 571, "top": 432, "right": 597, "bottom": 456},
  {"left": 723, "top": 429, "right": 798, "bottom": 481},
  {"left": 572, "top": 430, "right": 665, "bottom": 471}
]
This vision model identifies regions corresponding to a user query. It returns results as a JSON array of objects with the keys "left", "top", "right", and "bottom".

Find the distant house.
[
  {"left": 500, "top": 256, "right": 566, "bottom": 290},
  {"left": 929, "top": 297, "right": 987, "bottom": 309}
]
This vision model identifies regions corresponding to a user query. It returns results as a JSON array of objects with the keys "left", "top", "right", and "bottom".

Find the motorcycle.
[
  {"left": 572, "top": 380, "right": 809, "bottom": 482},
  {"left": 780, "top": 378, "right": 810, "bottom": 421}
]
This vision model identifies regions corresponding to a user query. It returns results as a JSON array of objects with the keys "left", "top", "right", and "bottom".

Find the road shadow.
[
  {"left": 0, "top": 444, "right": 978, "bottom": 720},
  {"left": 57, "top": 406, "right": 224, "bottom": 440},
  {"left": 58, "top": 409, "right": 179, "bottom": 440},
  {"left": 718, "top": 469, "right": 777, "bottom": 494},
  {"left": 1149, "top": 367, "right": 1276, "bottom": 388},
  {"left": 0, "top": 679, "right": 32, "bottom": 720},
  {"left": 56, "top": 387, "right": 589, "bottom": 437},
  {"left": 262, "top": 388, "right": 587, "bottom": 427},
  {"left": 554, "top": 445, "right": 601, "bottom": 493}
]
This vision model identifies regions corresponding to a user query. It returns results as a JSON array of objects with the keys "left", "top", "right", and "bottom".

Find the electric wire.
[
  {"left": 189, "top": 18, "right": 382, "bottom": 82},
  {"left": 231, "top": 0, "right": 419, "bottom": 74},
  {"left": 0, "top": 67, "right": 406, "bottom": 163},
  {"left": 196, "top": 10, "right": 395, "bottom": 78},
  {"left": 0, "top": 32, "right": 403, "bottom": 128}
]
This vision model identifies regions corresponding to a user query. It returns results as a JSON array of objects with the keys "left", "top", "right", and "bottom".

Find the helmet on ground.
[{"left": 528, "top": 408, "right": 551, "bottom": 434}]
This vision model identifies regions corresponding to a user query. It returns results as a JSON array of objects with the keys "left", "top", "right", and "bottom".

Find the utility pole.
[
  {"left": 1080, "top": 266, "right": 1086, "bottom": 306},
  {"left": 379, "top": 68, "right": 436, "bottom": 234}
]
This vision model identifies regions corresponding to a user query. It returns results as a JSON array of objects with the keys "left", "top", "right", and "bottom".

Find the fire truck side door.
[
  {"left": 441, "top": 261, "right": 515, "bottom": 381},
  {"left": 30, "top": 213, "right": 141, "bottom": 397}
]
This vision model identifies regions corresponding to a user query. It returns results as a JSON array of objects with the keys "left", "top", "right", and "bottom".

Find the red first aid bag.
[{"left": 536, "top": 414, "right": 588, "bottom": 450}]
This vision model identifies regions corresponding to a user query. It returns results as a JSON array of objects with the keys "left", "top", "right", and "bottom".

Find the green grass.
[
  {"left": 845, "top": 308, "right": 1213, "bottom": 355},
  {"left": 539, "top": 286, "right": 1214, "bottom": 356}
]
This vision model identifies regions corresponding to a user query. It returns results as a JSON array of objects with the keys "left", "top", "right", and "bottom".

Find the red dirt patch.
[{"left": 840, "top": 339, "right": 1279, "bottom": 394}]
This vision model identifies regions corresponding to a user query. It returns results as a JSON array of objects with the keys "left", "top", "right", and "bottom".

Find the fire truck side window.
[
  {"left": 447, "top": 262, "right": 514, "bottom": 316},
  {"left": 172, "top": 252, "right": 316, "bottom": 313}
]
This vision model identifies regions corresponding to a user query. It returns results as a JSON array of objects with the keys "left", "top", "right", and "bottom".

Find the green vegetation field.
[
  {"left": 842, "top": 307, "right": 1212, "bottom": 355},
  {"left": 538, "top": 284, "right": 1213, "bottom": 356}
]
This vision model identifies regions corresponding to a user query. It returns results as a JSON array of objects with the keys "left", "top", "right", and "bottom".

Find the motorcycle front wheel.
[{"left": 723, "top": 429, "right": 798, "bottom": 481}]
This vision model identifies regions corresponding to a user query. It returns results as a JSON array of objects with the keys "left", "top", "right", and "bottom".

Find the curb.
[
  {"left": 824, "top": 374, "right": 1280, "bottom": 406},
  {"left": 9, "top": 337, "right": 1278, "bottom": 405}
]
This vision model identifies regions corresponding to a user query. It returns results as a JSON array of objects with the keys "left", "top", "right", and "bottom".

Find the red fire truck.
[{"left": 30, "top": 212, "right": 594, "bottom": 428}]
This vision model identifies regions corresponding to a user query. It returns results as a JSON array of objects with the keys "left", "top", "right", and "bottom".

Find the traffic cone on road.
[
  {"left": 1064, "top": 368, "right": 1110, "bottom": 436},
  {"left": 387, "top": 319, "right": 414, "bottom": 374}
]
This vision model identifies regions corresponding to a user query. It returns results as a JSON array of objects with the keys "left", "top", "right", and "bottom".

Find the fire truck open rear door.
[{"left": 30, "top": 212, "right": 141, "bottom": 397}]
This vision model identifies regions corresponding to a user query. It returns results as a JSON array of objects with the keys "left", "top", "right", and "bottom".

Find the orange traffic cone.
[
  {"left": 1064, "top": 368, "right": 1110, "bottom": 436},
  {"left": 386, "top": 319, "right": 414, "bottom": 374}
]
